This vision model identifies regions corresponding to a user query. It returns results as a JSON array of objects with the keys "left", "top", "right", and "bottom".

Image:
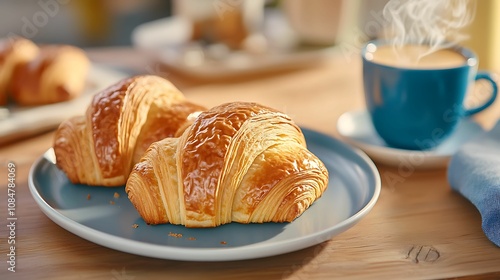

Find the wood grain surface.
[{"left": 1, "top": 47, "right": 500, "bottom": 280}]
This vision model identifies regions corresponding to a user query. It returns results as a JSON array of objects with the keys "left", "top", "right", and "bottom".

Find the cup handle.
[{"left": 464, "top": 72, "right": 498, "bottom": 116}]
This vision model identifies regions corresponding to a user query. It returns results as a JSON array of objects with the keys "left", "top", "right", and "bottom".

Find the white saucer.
[{"left": 336, "top": 110, "right": 484, "bottom": 169}]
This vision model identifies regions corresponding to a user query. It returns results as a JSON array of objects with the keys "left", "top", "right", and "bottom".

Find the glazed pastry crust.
[
  {"left": 126, "top": 102, "right": 329, "bottom": 227},
  {"left": 53, "top": 75, "right": 206, "bottom": 186}
]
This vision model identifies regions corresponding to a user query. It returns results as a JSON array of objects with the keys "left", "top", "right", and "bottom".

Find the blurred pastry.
[
  {"left": 0, "top": 37, "right": 39, "bottom": 105},
  {"left": 10, "top": 44, "right": 90, "bottom": 106}
]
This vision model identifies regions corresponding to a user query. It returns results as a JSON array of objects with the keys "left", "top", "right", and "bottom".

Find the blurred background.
[
  {"left": 0, "top": 0, "right": 498, "bottom": 71},
  {"left": 0, "top": 0, "right": 173, "bottom": 47}
]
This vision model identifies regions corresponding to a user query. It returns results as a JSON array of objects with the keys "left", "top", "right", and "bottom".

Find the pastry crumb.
[
  {"left": 168, "top": 232, "right": 183, "bottom": 238},
  {"left": 132, "top": 224, "right": 139, "bottom": 228},
  {"left": 86, "top": 194, "right": 91, "bottom": 200},
  {"left": 220, "top": 241, "right": 227, "bottom": 245},
  {"left": 109, "top": 200, "right": 115, "bottom": 205},
  {"left": 113, "top": 192, "right": 120, "bottom": 198},
  {"left": 187, "top": 237, "right": 196, "bottom": 241}
]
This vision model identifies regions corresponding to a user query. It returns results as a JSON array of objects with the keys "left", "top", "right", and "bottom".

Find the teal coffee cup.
[{"left": 362, "top": 41, "right": 498, "bottom": 150}]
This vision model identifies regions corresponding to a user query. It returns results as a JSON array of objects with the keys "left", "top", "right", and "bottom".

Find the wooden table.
[{"left": 1, "top": 47, "right": 500, "bottom": 280}]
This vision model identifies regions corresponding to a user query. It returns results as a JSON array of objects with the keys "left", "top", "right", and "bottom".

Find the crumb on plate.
[
  {"left": 168, "top": 232, "right": 183, "bottom": 238},
  {"left": 114, "top": 192, "right": 120, "bottom": 198},
  {"left": 132, "top": 224, "right": 139, "bottom": 228}
]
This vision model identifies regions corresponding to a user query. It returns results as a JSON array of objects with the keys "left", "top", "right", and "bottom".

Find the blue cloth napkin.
[{"left": 448, "top": 120, "right": 500, "bottom": 247}]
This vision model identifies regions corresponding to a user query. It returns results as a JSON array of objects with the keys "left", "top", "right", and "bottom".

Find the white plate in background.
[{"left": 131, "top": 11, "right": 337, "bottom": 79}]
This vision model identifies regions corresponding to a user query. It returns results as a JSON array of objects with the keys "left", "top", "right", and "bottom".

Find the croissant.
[
  {"left": 0, "top": 37, "right": 39, "bottom": 105},
  {"left": 10, "top": 44, "right": 90, "bottom": 106},
  {"left": 126, "top": 102, "right": 329, "bottom": 227},
  {"left": 53, "top": 75, "right": 206, "bottom": 186}
]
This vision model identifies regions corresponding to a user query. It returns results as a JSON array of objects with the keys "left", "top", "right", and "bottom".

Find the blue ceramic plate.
[
  {"left": 28, "top": 128, "right": 381, "bottom": 261},
  {"left": 337, "top": 110, "right": 484, "bottom": 169}
]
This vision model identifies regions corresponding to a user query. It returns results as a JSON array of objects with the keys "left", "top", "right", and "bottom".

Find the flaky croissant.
[
  {"left": 126, "top": 102, "right": 329, "bottom": 227},
  {"left": 53, "top": 75, "right": 206, "bottom": 186}
]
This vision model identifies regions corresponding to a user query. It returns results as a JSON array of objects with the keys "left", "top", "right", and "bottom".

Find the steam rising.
[{"left": 383, "top": 0, "right": 475, "bottom": 60}]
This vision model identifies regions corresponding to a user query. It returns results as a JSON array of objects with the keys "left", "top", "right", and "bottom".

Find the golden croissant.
[
  {"left": 126, "top": 102, "right": 329, "bottom": 227},
  {"left": 11, "top": 44, "right": 90, "bottom": 106},
  {"left": 0, "top": 37, "right": 39, "bottom": 105},
  {"left": 0, "top": 37, "right": 90, "bottom": 106},
  {"left": 53, "top": 75, "right": 206, "bottom": 186}
]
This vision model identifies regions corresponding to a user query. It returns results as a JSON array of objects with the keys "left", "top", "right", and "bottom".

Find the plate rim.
[{"left": 28, "top": 128, "right": 381, "bottom": 261}]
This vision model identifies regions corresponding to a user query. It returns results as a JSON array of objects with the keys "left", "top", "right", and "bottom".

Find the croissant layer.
[{"left": 126, "top": 102, "right": 329, "bottom": 227}]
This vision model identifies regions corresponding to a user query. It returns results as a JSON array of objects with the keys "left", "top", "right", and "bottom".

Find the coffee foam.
[{"left": 368, "top": 44, "right": 466, "bottom": 69}]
